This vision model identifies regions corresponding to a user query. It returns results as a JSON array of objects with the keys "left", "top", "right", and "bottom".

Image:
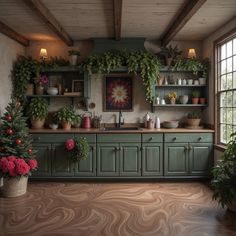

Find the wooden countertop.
[{"left": 29, "top": 128, "right": 214, "bottom": 134}]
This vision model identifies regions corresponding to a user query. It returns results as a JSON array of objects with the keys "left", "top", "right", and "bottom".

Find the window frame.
[{"left": 214, "top": 28, "right": 236, "bottom": 146}]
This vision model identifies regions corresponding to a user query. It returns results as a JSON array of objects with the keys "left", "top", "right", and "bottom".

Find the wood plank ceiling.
[{"left": 0, "top": 0, "right": 235, "bottom": 46}]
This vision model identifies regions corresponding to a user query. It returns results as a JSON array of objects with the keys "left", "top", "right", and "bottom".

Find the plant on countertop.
[
  {"left": 65, "top": 137, "right": 90, "bottom": 162},
  {"left": 212, "top": 132, "right": 236, "bottom": 210},
  {"left": 56, "top": 106, "right": 76, "bottom": 123},
  {"left": 187, "top": 112, "right": 201, "bottom": 119},
  {"left": 27, "top": 97, "right": 49, "bottom": 120}
]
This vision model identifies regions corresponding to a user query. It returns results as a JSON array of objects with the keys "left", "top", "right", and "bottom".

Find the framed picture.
[
  {"left": 72, "top": 80, "right": 84, "bottom": 96},
  {"left": 103, "top": 74, "right": 133, "bottom": 111}
]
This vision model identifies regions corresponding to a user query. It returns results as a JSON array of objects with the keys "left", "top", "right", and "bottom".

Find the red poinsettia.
[{"left": 0, "top": 156, "right": 38, "bottom": 178}]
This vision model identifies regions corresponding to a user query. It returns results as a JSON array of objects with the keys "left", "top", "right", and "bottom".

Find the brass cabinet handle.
[{"left": 184, "top": 145, "right": 188, "bottom": 151}]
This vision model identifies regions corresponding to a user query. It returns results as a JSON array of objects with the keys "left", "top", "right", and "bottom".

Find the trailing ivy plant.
[{"left": 81, "top": 50, "right": 161, "bottom": 102}]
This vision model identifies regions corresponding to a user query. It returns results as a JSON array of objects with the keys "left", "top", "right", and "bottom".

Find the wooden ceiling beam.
[
  {"left": 161, "top": 0, "right": 207, "bottom": 46},
  {"left": 113, "top": 0, "right": 123, "bottom": 40},
  {"left": 23, "top": 0, "right": 73, "bottom": 46},
  {"left": 0, "top": 21, "right": 29, "bottom": 46}
]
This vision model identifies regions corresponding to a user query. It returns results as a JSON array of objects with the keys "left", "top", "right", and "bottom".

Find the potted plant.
[
  {"left": 212, "top": 132, "right": 236, "bottom": 212},
  {"left": 65, "top": 137, "right": 90, "bottom": 162},
  {"left": 56, "top": 106, "right": 76, "bottom": 130},
  {"left": 68, "top": 50, "right": 80, "bottom": 66},
  {"left": 34, "top": 75, "right": 49, "bottom": 95},
  {"left": 192, "top": 90, "right": 200, "bottom": 104},
  {"left": 166, "top": 91, "right": 177, "bottom": 104},
  {"left": 28, "top": 97, "right": 48, "bottom": 129},
  {"left": 186, "top": 112, "right": 201, "bottom": 127},
  {"left": 159, "top": 45, "right": 182, "bottom": 66},
  {"left": 72, "top": 114, "right": 82, "bottom": 128}
]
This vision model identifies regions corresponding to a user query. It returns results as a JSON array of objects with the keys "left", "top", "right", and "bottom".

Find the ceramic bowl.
[
  {"left": 179, "top": 95, "right": 189, "bottom": 104},
  {"left": 49, "top": 123, "right": 59, "bottom": 130},
  {"left": 47, "top": 87, "right": 58, "bottom": 95},
  {"left": 162, "top": 120, "right": 179, "bottom": 129}
]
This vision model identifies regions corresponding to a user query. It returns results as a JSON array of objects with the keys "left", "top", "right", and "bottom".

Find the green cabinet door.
[
  {"left": 142, "top": 143, "right": 163, "bottom": 176},
  {"left": 189, "top": 143, "right": 213, "bottom": 176},
  {"left": 51, "top": 143, "right": 74, "bottom": 177},
  {"left": 120, "top": 143, "right": 141, "bottom": 176},
  {"left": 31, "top": 143, "right": 51, "bottom": 177},
  {"left": 97, "top": 143, "right": 119, "bottom": 176},
  {"left": 75, "top": 144, "right": 96, "bottom": 176},
  {"left": 164, "top": 143, "right": 188, "bottom": 176}
]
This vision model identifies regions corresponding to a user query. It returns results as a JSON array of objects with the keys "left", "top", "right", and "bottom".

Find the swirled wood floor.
[{"left": 0, "top": 181, "right": 236, "bottom": 236}]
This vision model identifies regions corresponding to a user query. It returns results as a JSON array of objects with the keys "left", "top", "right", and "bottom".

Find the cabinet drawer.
[
  {"left": 164, "top": 133, "right": 213, "bottom": 143},
  {"left": 32, "top": 134, "right": 74, "bottom": 143},
  {"left": 74, "top": 134, "right": 96, "bottom": 143},
  {"left": 97, "top": 134, "right": 141, "bottom": 143},
  {"left": 142, "top": 134, "right": 163, "bottom": 143}
]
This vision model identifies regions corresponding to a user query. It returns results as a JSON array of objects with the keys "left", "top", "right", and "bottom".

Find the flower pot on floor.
[{"left": 2, "top": 176, "right": 28, "bottom": 197}]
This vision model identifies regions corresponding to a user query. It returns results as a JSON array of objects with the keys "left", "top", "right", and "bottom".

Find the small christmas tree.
[{"left": 0, "top": 99, "right": 36, "bottom": 159}]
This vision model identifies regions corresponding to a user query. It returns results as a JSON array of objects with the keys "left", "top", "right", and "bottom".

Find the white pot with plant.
[
  {"left": 28, "top": 97, "right": 48, "bottom": 129},
  {"left": 68, "top": 50, "right": 80, "bottom": 66}
]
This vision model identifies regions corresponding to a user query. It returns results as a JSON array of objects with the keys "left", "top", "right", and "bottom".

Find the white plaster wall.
[
  {"left": 0, "top": 33, "right": 25, "bottom": 115},
  {"left": 202, "top": 17, "right": 236, "bottom": 125}
]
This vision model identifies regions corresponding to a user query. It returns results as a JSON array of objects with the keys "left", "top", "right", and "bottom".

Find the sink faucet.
[{"left": 117, "top": 110, "right": 124, "bottom": 128}]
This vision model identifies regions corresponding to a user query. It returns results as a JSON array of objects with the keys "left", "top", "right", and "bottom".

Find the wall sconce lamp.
[
  {"left": 188, "top": 48, "right": 196, "bottom": 59},
  {"left": 39, "top": 48, "right": 48, "bottom": 59}
]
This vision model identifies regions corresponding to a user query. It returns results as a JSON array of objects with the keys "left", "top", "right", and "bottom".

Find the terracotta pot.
[
  {"left": 170, "top": 98, "right": 176, "bottom": 104},
  {"left": 227, "top": 199, "right": 236, "bottom": 213},
  {"left": 192, "top": 98, "right": 199, "bottom": 104},
  {"left": 199, "top": 98, "right": 206, "bottom": 104},
  {"left": 2, "top": 176, "right": 28, "bottom": 197},
  {"left": 62, "top": 122, "right": 72, "bottom": 130},
  {"left": 26, "top": 84, "right": 34, "bottom": 95},
  {"left": 35, "top": 85, "right": 44, "bottom": 95},
  {"left": 31, "top": 118, "right": 45, "bottom": 129},
  {"left": 157, "top": 77, "right": 164, "bottom": 86},
  {"left": 187, "top": 118, "right": 201, "bottom": 127}
]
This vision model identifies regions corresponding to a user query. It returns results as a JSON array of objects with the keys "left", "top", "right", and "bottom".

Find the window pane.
[
  {"left": 227, "top": 125, "right": 233, "bottom": 142},
  {"left": 227, "top": 57, "right": 232, "bottom": 73},
  {"left": 220, "top": 124, "right": 227, "bottom": 143},
  {"left": 221, "top": 44, "right": 226, "bottom": 60},
  {"left": 233, "top": 56, "right": 236, "bottom": 71},
  {"left": 234, "top": 91, "right": 236, "bottom": 106},
  {"left": 220, "top": 108, "right": 227, "bottom": 123},
  {"left": 233, "top": 72, "right": 236, "bottom": 89},
  {"left": 220, "top": 92, "right": 227, "bottom": 107},
  {"left": 233, "top": 39, "right": 236, "bottom": 55},
  {"left": 227, "top": 41, "right": 232, "bottom": 57},
  {"left": 227, "top": 108, "right": 233, "bottom": 124},
  {"left": 233, "top": 108, "right": 236, "bottom": 125},
  {"left": 227, "top": 73, "right": 233, "bottom": 89},
  {"left": 233, "top": 125, "right": 236, "bottom": 134},
  {"left": 221, "top": 59, "right": 226, "bottom": 74},
  {"left": 227, "top": 91, "right": 233, "bottom": 107},
  {"left": 220, "top": 74, "right": 227, "bottom": 90}
]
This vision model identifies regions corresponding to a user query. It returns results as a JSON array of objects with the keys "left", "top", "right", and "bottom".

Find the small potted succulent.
[
  {"left": 27, "top": 97, "right": 48, "bottom": 129},
  {"left": 192, "top": 90, "right": 200, "bottom": 104},
  {"left": 68, "top": 50, "right": 80, "bottom": 66},
  {"left": 56, "top": 106, "right": 76, "bottom": 130},
  {"left": 212, "top": 132, "right": 236, "bottom": 212},
  {"left": 166, "top": 91, "right": 177, "bottom": 104},
  {"left": 186, "top": 112, "right": 201, "bottom": 127}
]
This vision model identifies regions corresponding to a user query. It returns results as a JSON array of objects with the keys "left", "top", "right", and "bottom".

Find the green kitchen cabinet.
[
  {"left": 31, "top": 143, "right": 51, "bottom": 177},
  {"left": 120, "top": 143, "right": 141, "bottom": 176},
  {"left": 51, "top": 143, "right": 74, "bottom": 177},
  {"left": 75, "top": 143, "right": 96, "bottom": 176},
  {"left": 142, "top": 134, "right": 163, "bottom": 176},
  {"left": 97, "top": 143, "right": 120, "bottom": 176},
  {"left": 164, "top": 133, "right": 213, "bottom": 177}
]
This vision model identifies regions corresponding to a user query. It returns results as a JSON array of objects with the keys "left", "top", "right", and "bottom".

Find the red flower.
[
  {"left": 28, "top": 159, "right": 38, "bottom": 170},
  {"left": 66, "top": 139, "right": 75, "bottom": 151},
  {"left": 7, "top": 155, "right": 17, "bottom": 162},
  {"left": 15, "top": 159, "right": 30, "bottom": 175},
  {"left": 0, "top": 157, "right": 11, "bottom": 173}
]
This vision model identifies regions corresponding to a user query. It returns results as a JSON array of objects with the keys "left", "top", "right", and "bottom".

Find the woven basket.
[{"left": 2, "top": 176, "right": 28, "bottom": 197}]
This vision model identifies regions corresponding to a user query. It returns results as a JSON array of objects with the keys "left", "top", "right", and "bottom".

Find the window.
[{"left": 216, "top": 33, "right": 236, "bottom": 144}]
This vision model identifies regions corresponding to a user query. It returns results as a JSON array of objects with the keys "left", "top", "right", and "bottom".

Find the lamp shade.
[
  {"left": 39, "top": 48, "right": 48, "bottom": 59},
  {"left": 188, "top": 48, "right": 196, "bottom": 59}
]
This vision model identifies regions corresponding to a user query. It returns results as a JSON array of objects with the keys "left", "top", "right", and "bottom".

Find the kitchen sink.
[{"left": 101, "top": 127, "right": 142, "bottom": 131}]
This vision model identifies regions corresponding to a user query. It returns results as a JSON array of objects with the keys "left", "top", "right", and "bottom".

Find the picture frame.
[
  {"left": 103, "top": 74, "right": 133, "bottom": 111},
  {"left": 72, "top": 80, "right": 84, "bottom": 96}
]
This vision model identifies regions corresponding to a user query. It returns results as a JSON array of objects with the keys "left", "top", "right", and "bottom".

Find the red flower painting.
[{"left": 104, "top": 76, "right": 133, "bottom": 111}]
